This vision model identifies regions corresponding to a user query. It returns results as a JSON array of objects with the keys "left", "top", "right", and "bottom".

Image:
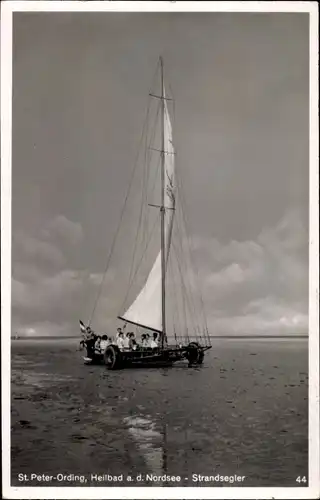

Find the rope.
[
  {"left": 175, "top": 168, "right": 211, "bottom": 345},
  {"left": 177, "top": 202, "right": 204, "bottom": 342},
  {"left": 121, "top": 96, "right": 162, "bottom": 317},
  {"left": 172, "top": 198, "right": 203, "bottom": 341},
  {"left": 167, "top": 250, "right": 180, "bottom": 344},
  {"left": 143, "top": 100, "right": 162, "bottom": 244},
  {"left": 126, "top": 95, "right": 161, "bottom": 300},
  {"left": 119, "top": 211, "right": 160, "bottom": 315},
  {"left": 171, "top": 242, "right": 200, "bottom": 344},
  {"left": 88, "top": 96, "right": 153, "bottom": 327},
  {"left": 126, "top": 106, "right": 151, "bottom": 293},
  {"left": 168, "top": 83, "right": 210, "bottom": 345}
]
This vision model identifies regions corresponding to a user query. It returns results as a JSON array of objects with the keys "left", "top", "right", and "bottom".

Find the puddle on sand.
[
  {"left": 123, "top": 415, "right": 166, "bottom": 483},
  {"left": 13, "top": 371, "right": 78, "bottom": 389}
]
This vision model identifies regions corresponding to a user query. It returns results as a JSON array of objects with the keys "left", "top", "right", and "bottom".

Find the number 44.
[{"left": 296, "top": 476, "right": 307, "bottom": 483}]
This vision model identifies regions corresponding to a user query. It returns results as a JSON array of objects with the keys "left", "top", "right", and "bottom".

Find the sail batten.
[{"left": 121, "top": 83, "right": 175, "bottom": 333}]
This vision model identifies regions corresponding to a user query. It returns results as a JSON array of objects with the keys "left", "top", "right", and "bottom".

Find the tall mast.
[{"left": 160, "top": 56, "right": 166, "bottom": 349}]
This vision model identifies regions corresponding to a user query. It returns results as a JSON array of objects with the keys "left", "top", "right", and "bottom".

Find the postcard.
[{"left": 1, "top": 1, "right": 319, "bottom": 499}]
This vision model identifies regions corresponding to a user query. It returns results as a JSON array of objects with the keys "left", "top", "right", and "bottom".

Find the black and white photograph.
[{"left": 1, "top": 1, "right": 319, "bottom": 499}]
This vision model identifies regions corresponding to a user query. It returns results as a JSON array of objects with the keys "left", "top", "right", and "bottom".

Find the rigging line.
[
  {"left": 172, "top": 237, "right": 200, "bottom": 341},
  {"left": 177, "top": 178, "right": 208, "bottom": 332},
  {"left": 168, "top": 83, "right": 176, "bottom": 133},
  {"left": 172, "top": 214, "right": 195, "bottom": 336},
  {"left": 146, "top": 101, "right": 161, "bottom": 187},
  {"left": 172, "top": 208, "right": 191, "bottom": 319},
  {"left": 146, "top": 103, "right": 163, "bottom": 223},
  {"left": 134, "top": 88, "right": 160, "bottom": 268},
  {"left": 147, "top": 98, "right": 161, "bottom": 157},
  {"left": 167, "top": 253, "right": 179, "bottom": 344},
  {"left": 143, "top": 99, "right": 162, "bottom": 243},
  {"left": 171, "top": 241, "right": 198, "bottom": 343},
  {"left": 175, "top": 171, "right": 210, "bottom": 344},
  {"left": 141, "top": 99, "right": 151, "bottom": 249},
  {"left": 165, "top": 99, "right": 206, "bottom": 342},
  {"left": 120, "top": 211, "right": 159, "bottom": 314},
  {"left": 170, "top": 244, "right": 187, "bottom": 341},
  {"left": 91, "top": 61, "right": 161, "bottom": 324},
  {"left": 88, "top": 97, "right": 152, "bottom": 327},
  {"left": 169, "top": 244, "right": 183, "bottom": 343},
  {"left": 173, "top": 200, "right": 203, "bottom": 337},
  {"left": 177, "top": 199, "right": 202, "bottom": 340},
  {"left": 143, "top": 59, "right": 161, "bottom": 193},
  {"left": 150, "top": 58, "right": 161, "bottom": 98},
  {"left": 148, "top": 151, "right": 162, "bottom": 209},
  {"left": 139, "top": 67, "right": 162, "bottom": 270},
  {"left": 127, "top": 104, "right": 151, "bottom": 291},
  {"left": 166, "top": 255, "right": 174, "bottom": 340},
  {"left": 119, "top": 211, "right": 160, "bottom": 315},
  {"left": 177, "top": 195, "right": 202, "bottom": 332},
  {"left": 176, "top": 202, "right": 204, "bottom": 341}
]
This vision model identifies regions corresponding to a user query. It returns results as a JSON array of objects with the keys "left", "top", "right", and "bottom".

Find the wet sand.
[{"left": 11, "top": 338, "right": 308, "bottom": 487}]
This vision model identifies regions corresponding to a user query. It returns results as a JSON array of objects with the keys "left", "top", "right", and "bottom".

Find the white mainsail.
[{"left": 121, "top": 93, "right": 175, "bottom": 332}]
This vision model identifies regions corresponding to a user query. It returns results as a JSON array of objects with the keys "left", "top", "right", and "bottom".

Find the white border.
[{"left": 1, "top": 1, "right": 319, "bottom": 499}]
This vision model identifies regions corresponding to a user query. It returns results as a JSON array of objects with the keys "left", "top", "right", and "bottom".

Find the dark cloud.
[
  {"left": 12, "top": 214, "right": 118, "bottom": 336},
  {"left": 196, "top": 210, "right": 308, "bottom": 334}
]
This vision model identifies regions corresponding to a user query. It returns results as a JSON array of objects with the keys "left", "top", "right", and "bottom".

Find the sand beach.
[{"left": 11, "top": 337, "right": 308, "bottom": 487}]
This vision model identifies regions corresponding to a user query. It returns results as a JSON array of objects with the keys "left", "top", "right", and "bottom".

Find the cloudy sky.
[{"left": 11, "top": 11, "right": 309, "bottom": 337}]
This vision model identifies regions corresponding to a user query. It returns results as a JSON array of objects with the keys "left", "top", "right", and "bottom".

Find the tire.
[
  {"left": 104, "top": 345, "right": 123, "bottom": 370},
  {"left": 197, "top": 350, "right": 204, "bottom": 364},
  {"left": 186, "top": 342, "right": 204, "bottom": 365}
]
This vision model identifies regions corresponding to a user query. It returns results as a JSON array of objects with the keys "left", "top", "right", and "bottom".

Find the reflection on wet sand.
[{"left": 124, "top": 416, "right": 167, "bottom": 484}]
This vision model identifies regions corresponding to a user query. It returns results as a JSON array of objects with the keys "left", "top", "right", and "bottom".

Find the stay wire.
[
  {"left": 119, "top": 212, "right": 160, "bottom": 315},
  {"left": 173, "top": 197, "right": 203, "bottom": 340},
  {"left": 175, "top": 169, "right": 211, "bottom": 344},
  {"left": 88, "top": 96, "right": 153, "bottom": 327}
]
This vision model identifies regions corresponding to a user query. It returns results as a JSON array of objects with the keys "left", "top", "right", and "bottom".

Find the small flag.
[{"left": 79, "top": 320, "right": 86, "bottom": 334}]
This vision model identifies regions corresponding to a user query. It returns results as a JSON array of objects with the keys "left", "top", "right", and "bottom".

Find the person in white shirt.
[
  {"left": 140, "top": 333, "right": 148, "bottom": 348},
  {"left": 116, "top": 323, "right": 127, "bottom": 338},
  {"left": 145, "top": 333, "right": 152, "bottom": 347},
  {"left": 128, "top": 332, "right": 137, "bottom": 350},
  {"left": 100, "top": 335, "right": 109, "bottom": 351},
  {"left": 116, "top": 332, "right": 125, "bottom": 350},
  {"left": 150, "top": 332, "right": 159, "bottom": 348},
  {"left": 123, "top": 332, "right": 130, "bottom": 349}
]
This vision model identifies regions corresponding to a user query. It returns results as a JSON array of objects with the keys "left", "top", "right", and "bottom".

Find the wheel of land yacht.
[
  {"left": 191, "top": 342, "right": 204, "bottom": 364},
  {"left": 197, "top": 350, "right": 204, "bottom": 364},
  {"left": 186, "top": 342, "right": 204, "bottom": 365},
  {"left": 104, "top": 345, "right": 123, "bottom": 370}
]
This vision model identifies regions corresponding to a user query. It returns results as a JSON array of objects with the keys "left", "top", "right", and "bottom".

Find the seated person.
[
  {"left": 123, "top": 332, "right": 130, "bottom": 349},
  {"left": 116, "top": 332, "right": 125, "bottom": 350},
  {"left": 140, "top": 333, "right": 152, "bottom": 349},
  {"left": 128, "top": 332, "right": 137, "bottom": 350},
  {"left": 140, "top": 333, "right": 147, "bottom": 348},
  {"left": 100, "top": 335, "right": 109, "bottom": 351},
  {"left": 144, "top": 333, "right": 151, "bottom": 348},
  {"left": 94, "top": 335, "right": 102, "bottom": 353},
  {"left": 150, "top": 332, "right": 159, "bottom": 348}
]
